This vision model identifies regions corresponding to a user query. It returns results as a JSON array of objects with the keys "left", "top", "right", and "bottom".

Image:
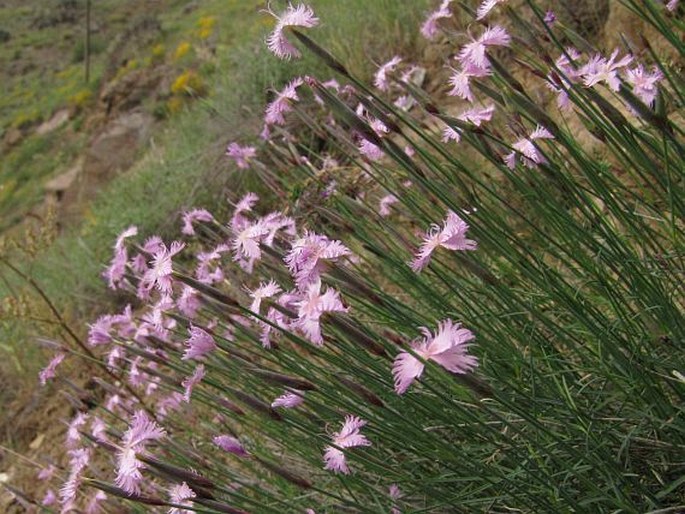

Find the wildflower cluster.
[{"left": 30, "top": 1, "right": 684, "bottom": 512}]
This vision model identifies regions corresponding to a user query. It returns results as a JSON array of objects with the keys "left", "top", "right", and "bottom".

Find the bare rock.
[{"left": 35, "top": 109, "right": 70, "bottom": 136}]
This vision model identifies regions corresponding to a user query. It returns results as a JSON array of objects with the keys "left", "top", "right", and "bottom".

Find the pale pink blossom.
[
  {"left": 477, "top": 0, "right": 508, "bottom": 20},
  {"left": 447, "top": 62, "right": 491, "bottom": 102},
  {"left": 504, "top": 125, "right": 554, "bottom": 169},
  {"left": 195, "top": 243, "right": 229, "bottom": 285},
  {"left": 232, "top": 221, "right": 270, "bottom": 270},
  {"left": 458, "top": 26, "right": 511, "bottom": 69},
  {"left": 441, "top": 125, "right": 461, "bottom": 143},
  {"left": 625, "top": 65, "right": 663, "bottom": 107},
  {"left": 295, "top": 280, "right": 347, "bottom": 345},
  {"left": 458, "top": 104, "right": 496, "bottom": 126},
  {"left": 91, "top": 416, "right": 107, "bottom": 442},
  {"left": 421, "top": 0, "right": 453, "bottom": 40},
  {"left": 392, "top": 319, "right": 478, "bottom": 394},
  {"left": 411, "top": 210, "right": 477, "bottom": 272},
  {"left": 183, "top": 325, "right": 217, "bottom": 360},
  {"left": 39, "top": 352, "right": 65, "bottom": 386},
  {"left": 60, "top": 447, "right": 91, "bottom": 510},
  {"left": 116, "top": 410, "right": 166, "bottom": 494},
  {"left": 88, "top": 314, "right": 115, "bottom": 346},
  {"left": 42, "top": 489, "right": 56, "bottom": 506},
  {"left": 104, "top": 225, "right": 137, "bottom": 289},
  {"left": 285, "top": 231, "right": 352, "bottom": 288},
  {"left": 544, "top": 10, "right": 556, "bottom": 25},
  {"left": 226, "top": 142, "right": 257, "bottom": 169},
  {"left": 140, "top": 241, "right": 185, "bottom": 294},
  {"left": 248, "top": 280, "right": 282, "bottom": 315},
  {"left": 379, "top": 194, "right": 399, "bottom": 217},
  {"left": 38, "top": 464, "right": 57, "bottom": 481},
  {"left": 266, "top": 77, "right": 304, "bottom": 125},
  {"left": 85, "top": 490, "right": 107, "bottom": 514},
  {"left": 182, "top": 208, "right": 214, "bottom": 236},
  {"left": 666, "top": 0, "right": 679, "bottom": 11},
  {"left": 323, "top": 416, "right": 371, "bottom": 474},
  {"left": 213, "top": 435, "right": 249, "bottom": 457},
  {"left": 389, "top": 484, "right": 402, "bottom": 514},
  {"left": 374, "top": 56, "right": 402, "bottom": 91},
  {"left": 358, "top": 118, "right": 389, "bottom": 161},
  {"left": 157, "top": 392, "right": 184, "bottom": 419},
  {"left": 66, "top": 412, "right": 88, "bottom": 448},
  {"left": 178, "top": 285, "right": 202, "bottom": 318},
  {"left": 547, "top": 47, "right": 583, "bottom": 110},
  {"left": 169, "top": 482, "right": 196, "bottom": 514},
  {"left": 581, "top": 49, "right": 633, "bottom": 91},
  {"left": 267, "top": 3, "right": 319, "bottom": 60},
  {"left": 230, "top": 192, "right": 260, "bottom": 232},
  {"left": 271, "top": 391, "right": 305, "bottom": 408},
  {"left": 182, "top": 364, "right": 206, "bottom": 402}
]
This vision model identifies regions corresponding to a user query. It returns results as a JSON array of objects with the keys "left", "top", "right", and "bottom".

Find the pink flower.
[
  {"left": 625, "top": 65, "right": 663, "bottom": 107},
  {"left": 581, "top": 49, "right": 633, "bottom": 91},
  {"left": 421, "top": 0, "right": 453, "bottom": 40},
  {"left": 42, "top": 489, "right": 56, "bottom": 506},
  {"left": 116, "top": 410, "right": 166, "bottom": 495},
  {"left": 295, "top": 280, "right": 347, "bottom": 345},
  {"left": 504, "top": 125, "right": 554, "bottom": 169},
  {"left": 544, "top": 10, "right": 556, "bottom": 25},
  {"left": 39, "top": 352, "right": 65, "bottom": 386},
  {"left": 666, "top": 0, "right": 679, "bottom": 11},
  {"left": 195, "top": 244, "right": 229, "bottom": 285},
  {"left": 213, "top": 435, "right": 249, "bottom": 457},
  {"left": 60, "top": 447, "right": 91, "bottom": 510},
  {"left": 447, "top": 62, "right": 491, "bottom": 102},
  {"left": 38, "top": 464, "right": 57, "bottom": 481},
  {"left": 230, "top": 192, "right": 260, "bottom": 232},
  {"left": 265, "top": 77, "right": 304, "bottom": 125},
  {"left": 182, "top": 364, "right": 206, "bottom": 402},
  {"left": 88, "top": 314, "right": 115, "bottom": 346},
  {"left": 85, "top": 490, "right": 107, "bottom": 514},
  {"left": 546, "top": 47, "right": 583, "bottom": 110},
  {"left": 169, "top": 482, "right": 196, "bottom": 514},
  {"left": 248, "top": 280, "right": 282, "bottom": 315},
  {"left": 285, "top": 231, "right": 352, "bottom": 289},
  {"left": 66, "top": 412, "right": 88, "bottom": 448},
  {"left": 441, "top": 125, "right": 462, "bottom": 143},
  {"left": 104, "top": 225, "right": 137, "bottom": 289},
  {"left": 183, "top": 325, "right": 217, "bottom": 360},
  {"left": 476, "top": 0, "right": 508, "bottom": 20},
  {"left": 379, "top": 194, "right": 399, "bottom": 217},
  {"left": 271, "top": 391, "right": 305, "bottom": 408},
  {"left": 374, "top": 56, "right": 402, "bottom": 91},
  {"left": 140, "top": 241, "right": 186, "bottom": 294},
  {"left": 458, "top": 104, "right": 496, "bottom": 126},
  {"left": 178, "top": 286, "right": 202, "bottom": 318},
  {"left": 232, "top": 220, "right": 270, "bottom": 269},
  {"left": 267, "top": 3, "right": 319, "bottom": 60},
  {"left": 182, "top": 209, "right": 214, "bottom": 236},
  {"left": 392, "top": 319, "right": 478, "bottom": 394},
  {"left": 389, "top": 484, "right": 402, "bottom": 514},
  {"left": 358, "top": 118, "right": 389, "bottom": 161},
  {"left": 458, "top": 26, "right": 511, "bottom": 69},
  {"left": 226, "top": 142, "right": 257, "bottom": 169},
  {"left": 323, "top": 415, "right": 371, "bottom": 474},
  {"left": 411, "top": 210, "right": 477, "bottom": 272}
]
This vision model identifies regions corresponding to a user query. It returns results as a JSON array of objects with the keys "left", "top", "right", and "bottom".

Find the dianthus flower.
[
  {"left": 271, "top": 390, "right": 305, "bottom": 408},
  {"left": 546, "top": 47, "right": 583, "bottom": 110},
  {"left": 39, "top": 352, "right": 65, "bottom": 386},
  {"left": 115, "top": 410, "right": 166, "bottom": 495},
  {"left": 358, "top": 118, "right": 389, "bottom": 161},
  {"left": 457, "top": 104, "right": 496, "bottom": 126},
  {"left": 504, "top": 125, "right": 554, "bottom": 169},
  {"left": 458, "top": 25, "right": 511, "bottom": 69},
  {"left": 476, "top": 0, "right": 508, "bottom": 19},
  {"left": 168, "top": 482, "right": 196, "bottom": 514},
  {"left": 42, "top": 489, "right": 56, "bottom": 506},
  {"left": 447, "top": 62, "right": 491, "bottom": 102},
  {"left": 286, "top": 231, "right": 352, "bottom": 289},
  {"left": 66, "top": 412, "right": 89, "bottom": 448},
  {"left": 177, "top": 285, "right": 202, "bottom": 318},
  {"left": 213, "top": 435, "right": 249, "bottom": 457},
  {"left": 85, "top": 490, "right": 107, "bottom": 514},
  {"left": 140, "top": 241, "right": 185, "bottom": 294},
  {"left": 625, "top": 65, "right": 663, "bottom": 107},
  {"left": 323, "top": 415, "right": 371, "bottom": 474},
  {"left": 392, "top": 319, "right": 478, "bottom": 394},
  {"left": 421, "top": 0, "right": 453, "bottom": 40},
  {"left": 195, "top": 243, "right": 229, "bottom": 285},
  {"left": 88, "top": 314, "right": 116, "bottom": 346},
  {"left": 374, "top": 56, "right": 402, "bottom": 91},
  {"left": 60, "top": 447, "right": 91, "bottom": 510},
  {"left": 581, "top": 49, "right": 633, "bottom": 91},
  {"left": 182, "top": 364, "right": 206, "bottom": 402},
  {"left": 379, "top": 194, "right": 399, "bottom": 217},
  {"left": 225, "top": 142, "right": 257, "bottom": 169},
  {"left": 104, "top": 225, "right": 137, "bottom": 289},
  {"left": 411, "top": 210, "right": 477, "bottom": 272},
  {"left": 265, "top": 77, "right": 304, "bottom": 125},
  {"left": 182, "top": 208, "right": 214, "bottom": 236},
  {"left": 266, "top": 3, "right": 319, "bottom": 60},
  {"left": 182, "top": 325, "right": 217, "bottom": 360},
  {"left": 295, "top": 280, "right": 347, "bottom": 345}
]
